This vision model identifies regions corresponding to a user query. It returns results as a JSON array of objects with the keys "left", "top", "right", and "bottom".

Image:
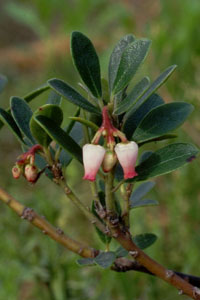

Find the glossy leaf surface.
[{"left": 71, "top": 31, "right": 102, "bottom": 98}]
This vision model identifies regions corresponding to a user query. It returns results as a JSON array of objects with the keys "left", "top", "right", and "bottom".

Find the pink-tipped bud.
[
  {"left": 102, "top": 150, "right": 117, "bottom": 172},
  {"left": 114, "top": 141, "right": 138, "bottom": 179},
  {"left": 24, "top": 164, "right": 38, "bottom": 183},
  {"left": 83, "top": 144, "right": 106, "bottom": 181},
  {"left": 12, "top": 165, "right": 22, "bottom": 179}
]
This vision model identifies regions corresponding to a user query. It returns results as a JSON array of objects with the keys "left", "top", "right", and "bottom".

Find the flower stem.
[{"left": 57, "top": 178, "right": 107, "bottom": 234}]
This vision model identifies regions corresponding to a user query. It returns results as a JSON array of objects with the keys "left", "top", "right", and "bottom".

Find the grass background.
[{"left": 0, "top": 0, "right": 200, "bottom": 299}]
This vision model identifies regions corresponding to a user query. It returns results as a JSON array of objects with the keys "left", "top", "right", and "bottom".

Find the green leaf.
[
  {"left": 138, "top": 134, "right": 177, "bottom": 146},
  {"left": 130, "top": 181, "right": 155, "bottom": 205},
  {"left": 10, "top": 96, "right": 35, "bottom": 144},
  {"left": 71, "top": 31, "right": 102, "bottom": 98},
  {"left": 0, "top": 74, "right": 8, "bottom": 93},
  {"left": 0, "top": 108, "right": 25, "bottom": 144},
  {"left": 69, "top": 117, "right": 99, "bottom": 131},
  {"left": 77, "top": 258, "right": 95, "bottom": 266},
  {"left": 34, "top": 115, "right": 82, "bottom": 163},
  {"left": 133, "top": 102, "right": 193, "bottom": 143},
  {"left": 123, "top": 93, "right": 164, "bottom": 139},
  {"left": 134, "top": 143, "right": 199, "bottom": 181},
  {"left": 109, "top": 34, "right": 135, "bottom": 92},
  {"left": 112, "top": 39, "right": 151, "bottom": 95},
  {"left": 114, "top": 77, "right": 150, "bottom": 115},
  {"left": 131, "top": 199, "right": 159, "bottom": 209},
  {"left": 48, "top": 78, "right": 101, "bottom": 115},
  {"left": 24, "top": 83, "right": 50, "bottom": 103},
  {"left": 30, "top": 104, "right": 63, "bottom": 147},
  {"left": 127, "top": 65, "right": 177, "bottom": 114},
  {"left": 59, "top": 149, "right": 72, "bottom": 168},
  {"left": 46, "top": 90, "right": 62, "bottom": 105},
  {"left": 130, "top": 181, "right": 158, "bottom": 209},
  {"left": 139, "top": 151, "right": 154, "bottom": 164},
  {"left": 115, "top": 246, "right": 128, "bottom": 258},
  {"left": 133, "top": 233, "right": 157, "bottom": 250},
  {"left": 0, "top": 83, "right": 50, "bottom": 131},
  {"left": 94, "top": 252, "right": 116, "bottom": 269}
]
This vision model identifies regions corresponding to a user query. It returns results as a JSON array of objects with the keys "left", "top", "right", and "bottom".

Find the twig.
[
  {"left": 56, "top": 178, "right": 107, "bottom": 234},
  {"left": 112, "top": 258, "right": 200, "bottom": 288},
  {"left": 0, "top": 187, "right": 97, "bottom": 258},
  {"left": 110, "top": 226, "right": 200, "bottom": 299}
]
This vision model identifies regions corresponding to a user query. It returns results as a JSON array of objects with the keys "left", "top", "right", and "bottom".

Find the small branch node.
[
  {"left": 78, "top": 248, "right": 84, "bottom": 255},
  {"left": 91, "top": 220, "right": 96, "bottom": 224},
  {"left": 56, "top": 228, "right": 64, "bottom": 235},
  {"left": 112, "top": 232, "right": 119, "bottom": 238},
  {"left": 193, "top": 287, "right": 200, "bottom": 298},
  {"left": 178, "top": 290, "right": 184, "bottom": 295},
  {"left": 64, "top": 187, "right": 71, "bottom": 195},
  {"left": 22, "top": 207, "right": 36, "bottom": 222},
  {"left": 42, "top": 230, "right": 47, "bottom": 235},
  {"left": 105, "top": 227, "right": 111, "bottom": 234},
  {"left": 129, "top": 250, "right": 139, "bottom": 258},
  {"left": 166, "top": 270, "right": 174, "bottom": 279},
  {"left": 6, "top": 197, "right": 11, "bottom": 205}
]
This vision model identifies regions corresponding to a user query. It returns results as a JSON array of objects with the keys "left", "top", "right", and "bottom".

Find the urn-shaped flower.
[
  {"left": 115, "top": 141, "right": 138, "bottom": 179},
  {"left": 83, "top": 144, "right": 106, "bottom": 181},
  {"left": 24, "top": 164, "right": 38, "bottom": 183}
]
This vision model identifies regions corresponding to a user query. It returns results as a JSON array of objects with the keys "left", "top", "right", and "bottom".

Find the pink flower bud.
[
  {"left": 24, "top": 164, "right": 38, "bottom": 183},
  {"left": 12, "top": 165, "right": 21, "bottom": 179},
  {"left": 102, "top": 150, "right": 117, "bottom": 172},
  {"left": 83, "top": 144, "right": 106, "bottom": 181},
  {"left": 114, "top": 142, "right": 138, "bottom": 179}
]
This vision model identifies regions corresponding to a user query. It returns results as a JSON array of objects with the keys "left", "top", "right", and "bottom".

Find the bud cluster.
[
  {"left": 83, "top": 106, "right": 138, "bottom": 181},
  {"left": 12, "top": 144, "right": 42, "bottom": 183}
]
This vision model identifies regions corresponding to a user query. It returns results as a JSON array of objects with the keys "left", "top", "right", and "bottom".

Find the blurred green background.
[{"left": 0, "top": 0, "right": 200, "bottom": 299}]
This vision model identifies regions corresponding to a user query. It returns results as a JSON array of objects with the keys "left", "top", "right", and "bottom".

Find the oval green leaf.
[
  {"left": 112, "top": 39, "right": 151, "bottom": 95},
  {"left": 71, "top": 31, "right": 102, "bottom": 98},
  {"left": 130, "top": 181, "right": 155, "bottom": 207},
  {"left": 133, "top": 233, "right": 157, "bottom": 250},
  {"left": 133, "top": 102, "right": 193, "bottom": 143},
  {"left": 123, "top": 93, "right": 164, "bottom": 139},
  {"left": 48, "top": 78, "right": 101, "bottom": 115},
  {"left": 114, "top": 76, "right": 150, "bottom": 115},
  {"left": 10, "top": 96, "right": 35, "bottom": 144},
  {"left": 94, "top": 252, "right": 116, "bottom": 269},
  {"left": 34, "top": 115, "right": 82, "bottom": 163},
  {"left": 109, "top": 34, "right": 135, "bottom": 93},
  {"left": 46, "top": 90, "right": 62, "bottom": 105},
  {"left": 127, "top": 65, "right": 177, "bottom": 115},
  {"left": 134, "top": 143, "right": 199, "bottom": 181},
  {"left": 30, "top": 104, "right": 63, "bottom": 147}
]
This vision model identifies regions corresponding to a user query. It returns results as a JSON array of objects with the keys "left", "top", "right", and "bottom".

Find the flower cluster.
[
  {"left": 12, "top": 144, "right": 42, "bottom": 183},
  {"left": 83, "top": 106, "right": 138, "bottom": 181}
]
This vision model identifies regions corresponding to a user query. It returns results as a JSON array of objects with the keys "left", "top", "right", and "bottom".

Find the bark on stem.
[
  {"left": 112, "top": 258, "right": 200, "bottom": 288},
  {"left": 111, "top": 226, "right": 200, "bottom": 299},
  {"left": 0, "top": 187, "right": 97, "bottom": 258}
]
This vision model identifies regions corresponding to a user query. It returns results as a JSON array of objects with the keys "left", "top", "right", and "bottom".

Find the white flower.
[
  {"left": 83, "top": 144, "right": 106, "bottom": 181},
  {"left": 114, "top": 141, "right": 138, "bottom": 179}
]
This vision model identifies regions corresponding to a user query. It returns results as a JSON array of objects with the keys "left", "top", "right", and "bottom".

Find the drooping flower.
[
  {"left": 83, "top": 144, "right": 106, "bottom": 181},
  {"left": 102, "top": 150, "right": 117, "bottom": 173},
  {"left": 12, "top": 164, "right": 22, "bottom": 179},
  {"left": 24, "top": 164, "right": 39, "bottom": 183},
  {"left": 114, "top": 141, "right": 138, "bottom": 179}
]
